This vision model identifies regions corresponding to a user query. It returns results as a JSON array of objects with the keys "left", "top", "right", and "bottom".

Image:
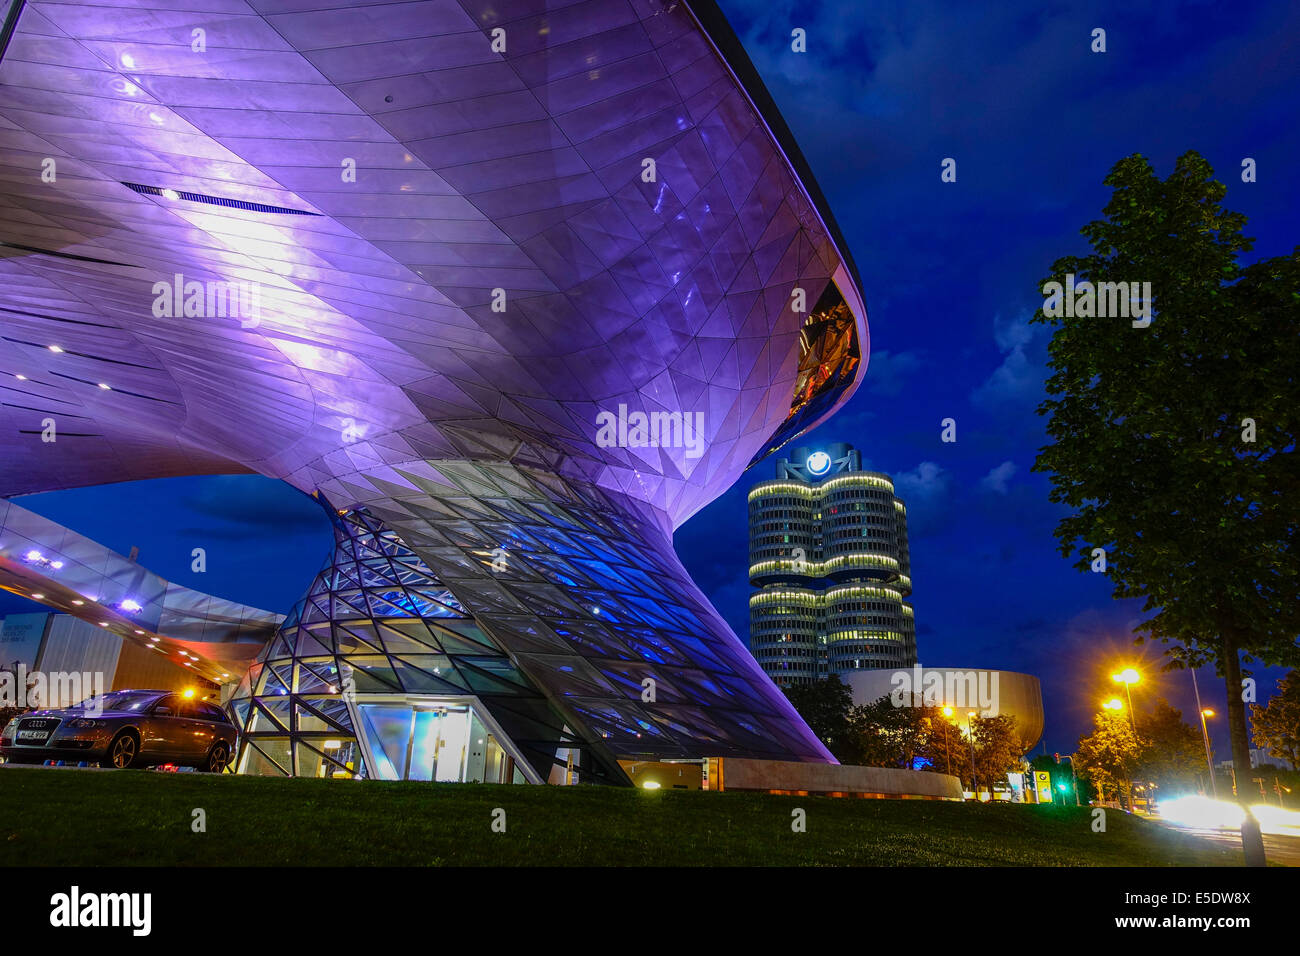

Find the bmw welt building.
[{"left": 0, "top": 0, "right": 916, "bottom": 791}]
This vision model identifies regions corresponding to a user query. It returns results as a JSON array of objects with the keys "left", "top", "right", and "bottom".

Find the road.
[{"left": 1158, "top": 821, "right": 1300, "bottom": 866}]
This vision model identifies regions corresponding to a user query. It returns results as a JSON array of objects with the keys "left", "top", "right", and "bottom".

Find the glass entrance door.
[
  {"left": 355, "top": 699, "right": 518, "bottom": 783},
  {"left": 409, "top": 706, "right": 470, "bottom": 782}
]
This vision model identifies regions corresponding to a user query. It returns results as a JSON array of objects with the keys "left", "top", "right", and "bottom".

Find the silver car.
[{"left": 0, "top": 689, "right": 236, "bottom": 771}]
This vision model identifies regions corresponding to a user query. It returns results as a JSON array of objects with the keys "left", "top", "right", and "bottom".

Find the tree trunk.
[{"left": 1221, "top": 628, "right": 1267, "bottom": 866}]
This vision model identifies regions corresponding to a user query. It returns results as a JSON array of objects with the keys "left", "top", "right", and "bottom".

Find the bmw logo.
[{"left": 806, "top": 451, "right": 832, "bottom": 476}]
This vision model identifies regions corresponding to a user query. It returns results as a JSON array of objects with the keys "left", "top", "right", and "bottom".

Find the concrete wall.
[
  {"left": 34, "top": 615, "right": 123, "bottom": 705},
  {"left": 28, "top": 613, "right": 211, "bottom": 703},
  {"left": 715, "top": 757, "right": 963, "bottom": 800}
]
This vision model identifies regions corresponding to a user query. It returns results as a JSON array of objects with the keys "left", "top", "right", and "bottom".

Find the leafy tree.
[
  {"left": 971, "top": 714, "right": 1022, "bottom": 800},
  {"left": 1251, "top": 671, "right": 1300, "bottom": 770},
  {"left": 926, "top": 711, "right": 967, "bottom": 779},
  {"left": 1135, "top": 698, "right": 1205, "bottom": 795},
  {"left": 845, "top": 695, "right": 928, "bottom": 769},
  {"left": 1031, "top": 151, "right": 1300, "bottom": 864},
  {"left": 782, "top": 675, "right": 856, "bottom": 762},
  {"left": 1076, "top": 710, "right": 1141, "bottom": 809}
]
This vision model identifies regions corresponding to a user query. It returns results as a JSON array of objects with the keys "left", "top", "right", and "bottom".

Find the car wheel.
[
  {"left": 102, "top": 731, "right": 140, "bottom": 769},
  {"left": 203, "top": 741, "right": 231, "bottom": 773}
]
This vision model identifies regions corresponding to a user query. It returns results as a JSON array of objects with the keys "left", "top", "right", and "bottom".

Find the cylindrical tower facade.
[{"left": 748, "top": 443, "right": 919, "bottom": 686}]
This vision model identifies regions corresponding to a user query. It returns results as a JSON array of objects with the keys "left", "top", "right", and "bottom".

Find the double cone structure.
[{"left": 0, "top": 0, "right": 867, "bottom": 783}]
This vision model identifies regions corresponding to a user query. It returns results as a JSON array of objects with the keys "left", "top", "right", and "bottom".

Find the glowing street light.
[
  {"left": 937, "top": 706, "right": 955, "bottom": 774},
  {"left": 1111, "top": 667, "right": 1141, "bottom": 738},
  {"left": 1105, "top": 669, "right": 1141, "bottom": 812},
  {"left": 1199, "top": 707, "right": 1217, "bottom": 798},
  {"left": 967, "top": 711, "right": 977, "bottom": 800}
]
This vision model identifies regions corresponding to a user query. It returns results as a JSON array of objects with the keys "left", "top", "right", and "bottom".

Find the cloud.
[
  {"left": 895, "top": 460, "right": 949, "bottom": 500},
  {"left": 980, "top": 460, "right": 1017, "bottom": 494},
  {"left": 893, "top": 461, "right": 954, "bottom": 535},
  {"left": 864, "top": 349, "right": 925, "bottom": 397},
  {"left": 971, "top": 312, "right": 1047, "bottom": 410}
]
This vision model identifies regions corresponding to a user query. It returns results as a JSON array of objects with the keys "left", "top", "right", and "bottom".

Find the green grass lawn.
[{"left": 0, "top": 765, "right": 1242, "bottom": 866}]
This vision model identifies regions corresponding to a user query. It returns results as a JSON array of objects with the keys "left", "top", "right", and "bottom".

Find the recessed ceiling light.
[
  {"left": 31, "top": 593, "right": 44, "bottom": 600},
  {"left": 48, "top": 345, "right": 63, "bottom": 353},
  {"left": 71, "top": 600, "right": 83, "bottom": 606},
  {"left": 98, "top": 383, "right": 111, "bottom": 390},
  {"left": 99, "top": 622, "right": 109, "bottom": 627},
  {"left": 15, "top": 374, "right": 26, "bottom": 380},
  {"left": 160, "top": 188, "right": 180, "bottom": 200}
]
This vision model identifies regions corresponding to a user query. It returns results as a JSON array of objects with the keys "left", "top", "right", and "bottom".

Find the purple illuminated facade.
[{"left": 0, "top": 0, "right": 867, "bottom": 783}]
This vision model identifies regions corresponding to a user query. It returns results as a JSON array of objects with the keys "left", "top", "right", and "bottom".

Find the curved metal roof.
[{"left": 0, "top": 0, "right": 866, "bottom": 528}]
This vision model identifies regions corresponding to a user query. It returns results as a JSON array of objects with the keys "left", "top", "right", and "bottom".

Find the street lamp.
[
  {"left": 1111, "top": 668, "right": 1141, "bottom": 738},
  {"left": 1198, "top": 708, "right": 1217, "bottom": 798},
  {"left": 941, "top": 706, "right": 954, "bottom": 775},
  {"left": 1101, "top": 697, "right": 1134, "bottom": 810},
  {"left": 967, "top": 711, "right": 977, "bottom": 801},
  {"left": 1190, "top": 668, "right": 1217, "bottom": 799}
]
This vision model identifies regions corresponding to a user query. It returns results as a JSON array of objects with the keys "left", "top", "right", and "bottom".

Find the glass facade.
[
  {"left": 228, "top": 506, "right": 576, "bottom": 783},
  {"left": 749, "top": 283, "right": 863, "bottom": 466},
  {"left": 230, "top": 464, "right": 836, "bottom": 784}
]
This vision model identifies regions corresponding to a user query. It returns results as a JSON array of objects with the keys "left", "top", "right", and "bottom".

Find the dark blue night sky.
[{"left": 3, "top": 0, "right": 1296, "bottom": 759}]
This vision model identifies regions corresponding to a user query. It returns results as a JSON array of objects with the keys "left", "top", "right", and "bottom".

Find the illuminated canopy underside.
[{"left": 0, "top": 0, "right": 864, "bottom": 523}]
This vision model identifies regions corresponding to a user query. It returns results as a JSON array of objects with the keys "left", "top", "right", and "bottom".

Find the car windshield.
[{"left": 69, "top": 691, "right": 162, "bottom": 712}]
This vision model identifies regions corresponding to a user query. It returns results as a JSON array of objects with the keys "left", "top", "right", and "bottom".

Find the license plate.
[{"left": 16, "top": 729, "right": 49, "bottom": 742}]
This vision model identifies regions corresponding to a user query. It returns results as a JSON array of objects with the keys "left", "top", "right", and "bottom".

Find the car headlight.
[
  {"left": 2, "top": 719, "right": 17, "bottom": 737},
  {"left": 67, "top": 718, "right": 105, "bottom": 729}
]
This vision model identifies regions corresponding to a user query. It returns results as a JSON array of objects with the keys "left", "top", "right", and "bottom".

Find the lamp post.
[
  {"left": 1198, "top": 708, "right": 1217, "bottom": 798},
  {"left": 1112, "top": 668, "right": 1142, "bottom": 812},
  {"left": 967, "top": 711, "right": 977, "bottom": 801},
  {"left": 1191, "top": 668, "right": 1217, "bottom": 798},
  {"left": 1111, "top": 668, "right": 1141, "bottom": 738},
  {"left": 941, "top": 706, "right": 954, "bottom": 776},
  {"left": 1102, "top": 697, "right": 1133, "bottom": 810}
]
